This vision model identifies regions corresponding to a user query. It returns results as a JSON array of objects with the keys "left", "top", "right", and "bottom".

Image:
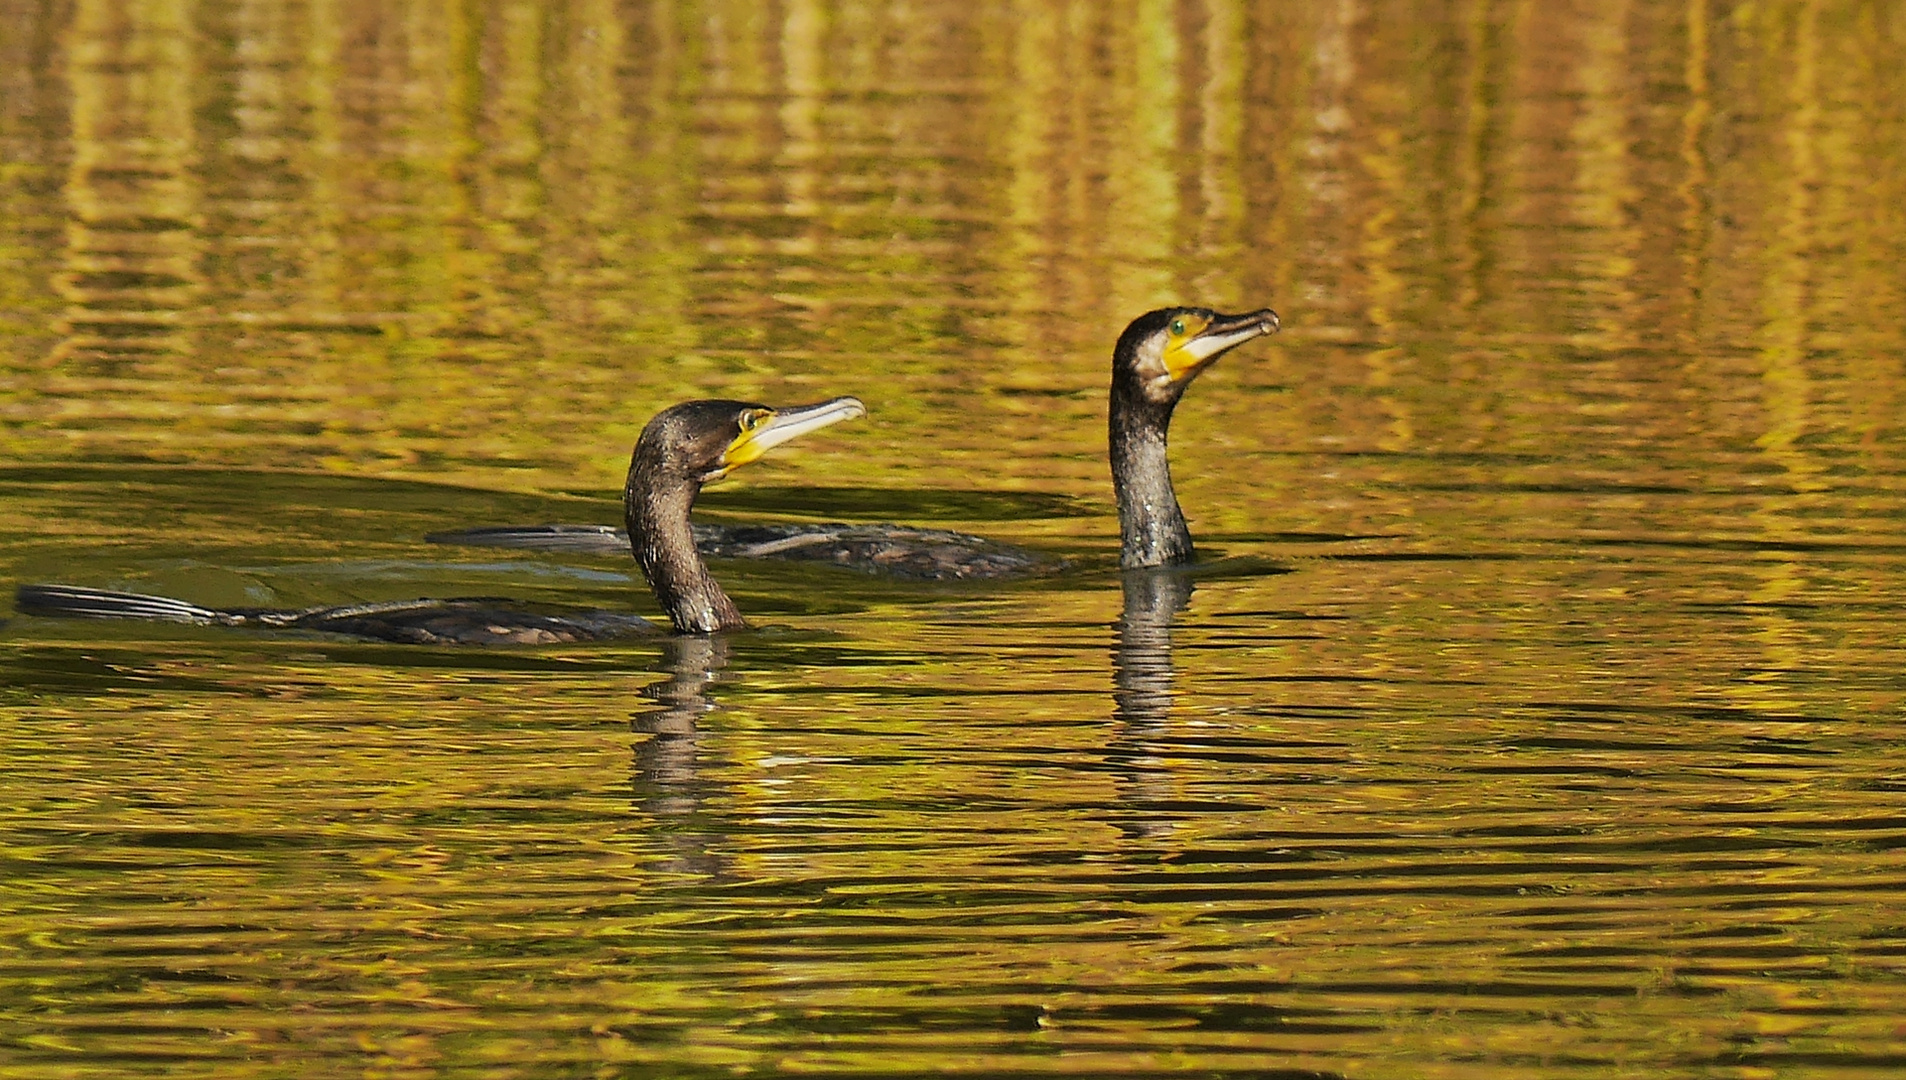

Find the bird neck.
[
  {"left": 1110, "top": 392, "right": 1193, "bottom": 569},
  {"left": 625, "top": 480, "right": 745, "bottom": 634}
]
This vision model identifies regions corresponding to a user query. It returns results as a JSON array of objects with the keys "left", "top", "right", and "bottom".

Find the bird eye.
[
  {"left": 1170, "top": 318, "right": 1186, "bottom": 336},
  {"left": 740, "top": 411, "right": 762, "bottom": 432}
]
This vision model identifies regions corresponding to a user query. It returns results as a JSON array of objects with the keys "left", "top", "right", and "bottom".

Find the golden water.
[{"left": 4, "top": 1, "right": 1906, "bottom": 1076}]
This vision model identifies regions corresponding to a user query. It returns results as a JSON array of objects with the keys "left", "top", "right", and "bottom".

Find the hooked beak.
[
  {"left": 712, "top": 395, "right": 867, "bottom": 479},
  {"left": 1164, "top": 308, "right": 1280, "bottom": 383}
]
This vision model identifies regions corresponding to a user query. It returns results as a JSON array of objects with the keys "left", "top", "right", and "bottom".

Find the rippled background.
[{"left": 5, "top": 1, "right": 1906, "bottom": 1076}]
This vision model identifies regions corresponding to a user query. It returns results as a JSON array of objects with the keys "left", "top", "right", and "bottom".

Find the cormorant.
[
  {"left": 429, "top": 306, "right": 1279, "bottom": 574},
  {"left": 14, "top": 397, "right": 866, "bottom": 643},
  {"left": 1110, "top": 307, "right": 1280, "bottom": 568}
]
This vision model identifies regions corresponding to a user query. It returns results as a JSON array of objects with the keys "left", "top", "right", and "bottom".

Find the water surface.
[{"left": 5, "top": 1, "right": 1906, "bottom": 1077}]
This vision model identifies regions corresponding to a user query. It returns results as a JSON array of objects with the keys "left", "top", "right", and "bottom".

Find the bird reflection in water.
[
  {"left": 1107, "top": 568, "right": 1197, "bottom": 842},
  {"left": 630, "top": 634, "right": 731, "bottom": 880}
]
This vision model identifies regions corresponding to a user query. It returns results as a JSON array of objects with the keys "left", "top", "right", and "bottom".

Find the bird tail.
[{"left": 15, "top": 584, "right": 224, "bottom": 625}]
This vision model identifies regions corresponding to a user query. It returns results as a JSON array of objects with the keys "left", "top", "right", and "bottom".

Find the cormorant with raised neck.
[{"left": 1109, "top": 307, "right": 1281, "bottom": 568}]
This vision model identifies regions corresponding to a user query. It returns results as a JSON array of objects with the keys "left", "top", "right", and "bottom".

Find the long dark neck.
[
  {"left": 625, "top": 478, "right": 744, "bottom": 634},
  {"left": 1110, "top": 391, "right": 1192, "bottom": 568}
]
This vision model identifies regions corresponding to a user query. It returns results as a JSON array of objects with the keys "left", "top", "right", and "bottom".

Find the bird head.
[
  {"left": 1112, "top": 306, "right": 1281, "bottom": 408},
  {"left": 633, "top": 396, "right": 868, "bottom": 487}
]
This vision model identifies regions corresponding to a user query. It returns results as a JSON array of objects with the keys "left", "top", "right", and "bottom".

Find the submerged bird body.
[
  {"left": 1109, "top": 307, "right": 1280, "bottom": 568},
  {"left": 12, "top": 585, "right": 650, "bottom": 645},
  {"left": 429, "top": 522, "right": 1050, "bottom": 581},
  {"left": 16, "top": 397, "right": 866, "bottom": 642}
]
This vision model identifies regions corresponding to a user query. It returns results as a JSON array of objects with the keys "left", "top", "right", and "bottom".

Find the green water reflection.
[{"left": 5, "top": 0, "right": 1906, "bottom": 1077}]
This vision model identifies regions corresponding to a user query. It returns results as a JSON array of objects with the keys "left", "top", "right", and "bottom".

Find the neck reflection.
[
  {"left": 1114, "top": 568, "right": 1195, "bottom": 728},
  {"left": 1109, "top": 568, "right": 1196, "bottom": 842},
  {"left": 631, "top": 634, "right": 731, "bottom": 879}
]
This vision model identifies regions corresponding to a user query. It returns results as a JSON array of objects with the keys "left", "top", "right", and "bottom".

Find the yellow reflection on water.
[
  {"left": 1, "top": 0, "right": 1901, "bottom": 498},
  {"left": 60, "top": 0, "right": 200, "bottom": 369},
  {"left": 5, "top": 7, "right": 1906, "bottom": 1071}
]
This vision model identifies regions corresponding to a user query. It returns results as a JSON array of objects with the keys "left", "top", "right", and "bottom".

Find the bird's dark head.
[
  {"left": 623, "top": 396, "right": 863, "bottom": 636},
  {"left": 1111, "top": 306, "right": 1280, "bottom": 409},
  {"left": 631, "top": 396, "right": 867, "bottom": 489}
]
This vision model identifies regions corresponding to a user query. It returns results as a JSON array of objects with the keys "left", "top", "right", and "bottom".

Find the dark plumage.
[
  {"left": 1109, "top": 307, "right": 1279, "bottom": 568},
  {"left": 12, "top": 584, "right": 648, "bottom": 645},
  {"left": 427, "top": 522, "right": 1050, "bottom": 581},
  {"left": 621, "top": 397, "right": 863, "bottom": 632},
  {"left": 15, "top": 397, "right": 866, "bottom": 642}
]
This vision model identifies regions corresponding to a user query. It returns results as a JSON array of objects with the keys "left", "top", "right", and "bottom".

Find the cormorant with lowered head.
[{"left": 15, "top": 397, "right": 866, "bottom": 643}]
